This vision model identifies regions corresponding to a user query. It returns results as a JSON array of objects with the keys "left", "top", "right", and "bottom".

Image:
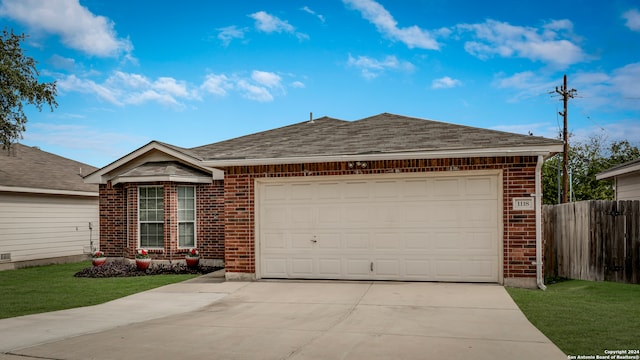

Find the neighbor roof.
[
  {"left": 0, "top": 143, "right": 98, "bottom": 195},
  {"left": 596, "top": 157, "right": 640, "bottom": 180},
  {"left": 190, "top": 113, "right": 563, "bottom": 165}
]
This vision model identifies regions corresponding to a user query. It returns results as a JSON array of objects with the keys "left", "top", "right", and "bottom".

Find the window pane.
[
  {"left": 178, "top": 223, "right": 195, "bottom": 247},
  {"left": 139, "top": 186, "right": 164, "bottom": 248}
]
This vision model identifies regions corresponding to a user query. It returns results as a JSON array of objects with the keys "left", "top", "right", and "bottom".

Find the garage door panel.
[
  {"left": 465, "top": 231, "right": 498, "bottom": 252},
  {"left": 317, "top": 182, "right": 341, "bottom": 200},
  {"left": 433, "top": 178, "right": 461, "bottom": 197},
  {"left": 316, "top": 233, "right": 341, "bottom": 250},
  {"left": 263, "top": 258, "right": 288, "bottom": 277},
  {"left": 290, "top": 232, "right": 315, "bottom": 249},
  {"left": 373, "top": 233, "right": 400, "bottom": 250},
  {"left": 405, "top": 259, "right": 431, "bottom": 277},
  {"left": 259, "top": 174, "right": 500, "bottom": 282},
  {"left": 375, "top": 259, "right": 401, "bottom": 276},
  {"left": 343, "top": 205, "right": 371, "bottom": 223},
  {"left": 263, "top": 184, "right": 287, "bottom": 201},
  {"left": 318, "top": 258, "right": 341, "bottom": 276},
  {"left": 290, "top": 258, "right": 315, "bottom": 276},
  {"left": 403, "top": 179, "right": 431, "bottom": 198},
  {"left": 463, "top": 258, "right": 498, "bottom": 281},
  {"left": 404, "top": 233, "right": 431, "bottom": 250},
  {"left": 263, "top": 232, "right": 286, "bottom": 249},
  {"left": 291, "top": 207, "right": 314, "bottom": 226},
  {"left": 291, "top": 183, "right": 314, "bottom": 200},
  {"left": 345, "top": 233, "right": 369, "bottom": 249},
  {"left": 434, "top": 259, "right": 463, "bottom": 278},
  {"left": 344, "top": 182, "right": 369, "bottom": 199}
]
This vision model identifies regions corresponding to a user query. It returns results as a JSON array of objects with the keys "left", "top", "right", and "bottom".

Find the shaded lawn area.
[
  {"left": 506, "top": 279, "right": 640, "bottom": 356},
  {"left": 0, "top": 261, "right": 199, "bottom": 320}
]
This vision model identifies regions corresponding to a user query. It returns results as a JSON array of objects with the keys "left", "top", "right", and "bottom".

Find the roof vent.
[{"left": 309, "top": 112, "right": 314, "bottom": 123}]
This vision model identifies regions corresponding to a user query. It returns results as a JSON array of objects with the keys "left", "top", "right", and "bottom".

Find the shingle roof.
[
  {"left": 189, "top": 113, "right": 563, "bottom": 160},
  {"left": 0, "top": 143, "right": 98, "bottom": 193}
]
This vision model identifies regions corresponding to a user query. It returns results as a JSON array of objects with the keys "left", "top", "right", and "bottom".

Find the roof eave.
[
  {"left": 596, "top": 163, "right": 640, "bottom": 180},
  {"left": 0, "top": 185, "right": 98, "bottom": 197},
  {"left": 111, "top": 175, "right": 215, "bottom": 186},
  {"left": 201, "top": 145, "right": 564, "bottom": 167}
]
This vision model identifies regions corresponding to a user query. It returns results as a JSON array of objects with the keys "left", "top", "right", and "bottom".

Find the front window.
[
  {"left": 178, "top": 186, "right": 196, "bottom": 248},
  {"left": 139, "top": 186, "right": 164, "bottom": 248}
]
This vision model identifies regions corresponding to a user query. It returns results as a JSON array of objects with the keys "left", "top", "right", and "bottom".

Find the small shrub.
[{"left": 74, "top": 260, "right": 222, "bottom": 278}]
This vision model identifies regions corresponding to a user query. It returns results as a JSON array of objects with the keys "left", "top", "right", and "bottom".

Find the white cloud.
[
  {"left": 236, "top": 80, "right": 274, "bottom": 102},
  {"left": 58, "top": 72, "right": 198, "bottom": 108},
  {"left": 250, "top": 11, "right": 294, "bottom": 33},
  {"left": 251, "top": 71, "right": 282, "bottom": 88},
  {"left": 201, "top": 74, "right": 233, "bottom": 96},
  {"left": 347, "top": 54, "right": 414, "bottom": 79},
  {"left": 494, "top": 62, "right": 640, "bottom": 110},
  {"left": 201, "top": 71, "right": 292, "bottom": 102},
  {"left": 249, "top": 10, "right": 308, "bottom": 40},
  {"left": 343, "top": 0, "right": 440, "bottom": 50},
  {"left": 431, "top": 76, "right": 462, "bottom": 89},
  {"left": 60, "top": 69, "right": 299, "bottom": 105},
  {"left": 623, "top": 9, "right": 640, "bottom": 32},
  {"left": 217, "top": 25, "right": 245, "bottom": 46},
  {"left": 58, "top": 74, "right": 122, "bottom": 105},
  {"left": 291, "top": 81, "right": 305, "bottom": 88},
  {"left": 458, "top": 19, "right": 586, "bottom": 67},
  {"left": 301, "top": 6, "right": 325, "bottom": 23},
  {"left": 0, "top": 0, "right": 133, "bottom": 58}
]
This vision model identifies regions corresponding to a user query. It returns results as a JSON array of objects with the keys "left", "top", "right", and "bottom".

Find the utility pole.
[{"left": 555, "top": 74, "right": 577, "bottom": 203}]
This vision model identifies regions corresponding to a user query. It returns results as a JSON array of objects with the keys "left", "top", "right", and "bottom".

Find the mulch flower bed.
[{"left": 74, "top": 260, "right": 223, "bottom": 278}]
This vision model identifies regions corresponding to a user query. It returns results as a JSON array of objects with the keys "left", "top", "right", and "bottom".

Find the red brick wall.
[
  {"left": 98, "top": 180, "right": 225, "bottom": 261},
  {"left": 221, "top": 156, "right": 540, "bottom": 280},
  {"left": 99, "top": 183, "right": 126, "bottom": 257}
]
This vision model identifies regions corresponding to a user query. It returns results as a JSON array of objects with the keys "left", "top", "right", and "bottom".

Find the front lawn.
[
  {"left": 507, "top": 280, "right": 640, "bottom": 356},
  {"left": 0, "top": 261, "right": 199, "bottom": 319}
]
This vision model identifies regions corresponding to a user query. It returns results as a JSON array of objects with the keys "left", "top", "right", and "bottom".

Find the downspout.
[{"left": 533, "top": 155, "right": 547, "bottom": 290}]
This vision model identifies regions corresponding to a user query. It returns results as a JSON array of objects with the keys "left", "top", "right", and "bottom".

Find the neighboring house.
[
  {"left": 596, "top": 157, "right": 640, "bottom": 201},
  {"left": 0, "top": 143, "right": 99, "bottom": 270},
  {"left": 85, "top": 113, "right": 563, "bottom": 288}
]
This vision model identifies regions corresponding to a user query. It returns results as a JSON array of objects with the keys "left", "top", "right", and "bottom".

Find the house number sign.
[{"left": 512, "top": 197, "right": 534, "bottom": 210}]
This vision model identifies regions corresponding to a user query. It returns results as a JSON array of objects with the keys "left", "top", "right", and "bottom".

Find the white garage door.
[{"left": 257, "top": 172, "right": 500, "bottom": 282}]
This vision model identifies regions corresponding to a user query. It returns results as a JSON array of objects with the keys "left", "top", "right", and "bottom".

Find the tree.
[
  {"left": 542, "top": 135, "right": 640, "bottom": 204},
  {"left": 0, "top": 28, "right": 57, "bottom": 149}
]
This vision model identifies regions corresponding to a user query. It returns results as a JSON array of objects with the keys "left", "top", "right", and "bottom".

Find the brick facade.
[
  {"left": 98, "top": 180, "right": 225, "bottom": 261},
  {"left": 99, "top": 156, "right": 540, "bottom": 284},
  {"left": 220, "top": 156, "right": 540, "bottom": 283}
]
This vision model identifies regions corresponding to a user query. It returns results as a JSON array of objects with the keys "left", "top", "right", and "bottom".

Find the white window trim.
[
  {"left": 177, "top": 185, "right": 197, "bottom": 249},
  {"left": 138, "top": 185, "right": 164, "bottom": 249}
]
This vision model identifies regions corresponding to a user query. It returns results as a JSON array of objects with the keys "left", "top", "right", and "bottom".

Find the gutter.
[
  {"left": 533, "top": 155, "right": 547, "bottom": 290},
  {"left": 0, "top": 185, "right": 98, "bottom": 197}
]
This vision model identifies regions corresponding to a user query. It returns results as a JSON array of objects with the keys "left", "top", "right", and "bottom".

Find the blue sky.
[{"left": 1, "top": 0, "right": 639, "bottom": 167}]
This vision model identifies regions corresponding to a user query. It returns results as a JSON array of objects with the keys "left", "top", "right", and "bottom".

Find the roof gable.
[{"left": 0, "top": 143, "right": 98, "bottom": 194}]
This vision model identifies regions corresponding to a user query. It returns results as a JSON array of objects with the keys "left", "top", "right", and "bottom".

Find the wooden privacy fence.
[{"left": 543, "top": 200, "right": 640, "bottom": 284}]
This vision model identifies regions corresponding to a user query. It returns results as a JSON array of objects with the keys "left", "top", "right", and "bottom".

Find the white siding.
[
  {"left": 617, "top": 173, "right": 640, "bottom": 201},
  {"left": 0, "top": 193, "right": 99, "bottom": 263}
]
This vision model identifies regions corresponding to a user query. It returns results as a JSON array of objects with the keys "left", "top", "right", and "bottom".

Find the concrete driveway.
[{"left": 0, "top": 279, "right": 566, "bottom": 360}]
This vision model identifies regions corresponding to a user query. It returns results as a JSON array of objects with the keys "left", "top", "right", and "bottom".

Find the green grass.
[
  {"left": 0, "top": 261, "right": 198, "bottom": 320},
  {"left": 507, "top": 280, "right": 640, "bottom": 356}
]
